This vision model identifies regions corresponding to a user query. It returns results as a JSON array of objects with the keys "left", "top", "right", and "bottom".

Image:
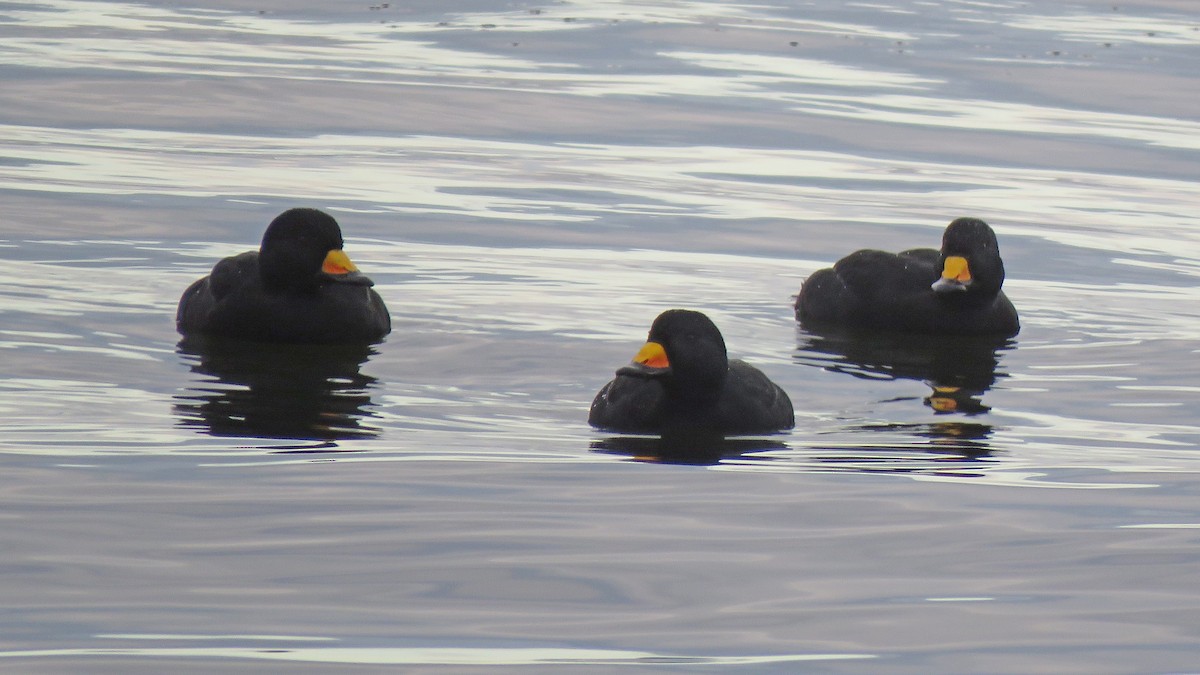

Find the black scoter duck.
[
  {"left": 589, "top": 309, "right": 794, "bottom": 437},
  {"left": 795, "top": 217, "right": 1019, "bottom": 335},
  {"left": 177, "top": 208, "right": 391, "bottom": 344}
]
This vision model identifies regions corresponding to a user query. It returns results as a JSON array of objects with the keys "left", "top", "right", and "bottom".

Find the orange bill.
[
  {"left": 322, "top": 249, "right": 360, "bottom": 276},
  {"left": 631, "top": 341, "right": 670, "bottom": 369},
  {"left": 940, "top": 256, "right": 971, "bottom": 283}
]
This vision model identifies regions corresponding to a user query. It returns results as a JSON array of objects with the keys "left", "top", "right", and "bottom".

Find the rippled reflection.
[
  {"left": 590, "top": 435, "right": 790, "bottom": 466},
  {"left": 843, "top": 421, "right": 996, "bottom": 458},
  {"left": 174, "top": 337, "right": 382, "bottom": 442},
  {"left": 796, "top": 327, "right": 1014, "bottom": 415}
]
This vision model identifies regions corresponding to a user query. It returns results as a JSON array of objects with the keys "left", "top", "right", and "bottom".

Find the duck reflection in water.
[
  {"left": 174, "top": 336, "right": 382, "bottom": 442},
  {"left": 850, "top": 420, "right": 995, "bottom": 461},
  {"left": 796, "top": 326, "right": 1013, "bottom": 416},
  {"left": 591, "top": 434, "right": 790, "bottom": 466}
]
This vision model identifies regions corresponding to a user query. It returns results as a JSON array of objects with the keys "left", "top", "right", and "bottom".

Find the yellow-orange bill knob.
[
  {"left": 322, "top": 249, "right": 360, "bottom": 275},
  {"left": 941, "top": 256, "right": 971, "bottom": 283},
  {"left": 632, "top": 341, "right": 670, "bottom": 369}
]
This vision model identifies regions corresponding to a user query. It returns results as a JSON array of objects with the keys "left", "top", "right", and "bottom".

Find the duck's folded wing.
[
  {"left": 588, "top": 376, "right": 664, "bottom": 433},
  {"left": 835, "top": 248, "right": 936, "bottom": 300},
  {"left": 718, "top": 361, "right": 794, "bottom": 434},
  {"left": 208, "top": 252, "right": 260, "bottom": 301}
]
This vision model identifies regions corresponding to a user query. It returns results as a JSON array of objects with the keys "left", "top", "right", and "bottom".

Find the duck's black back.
[{"left": 177, "top": 251, "right": 390, "bottom": 344}]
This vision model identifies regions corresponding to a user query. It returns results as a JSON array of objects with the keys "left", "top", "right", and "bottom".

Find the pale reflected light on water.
[
  {"left": 1, "top": 0, "right": 1200, "bottom": 672},
  {"left": 0, "top": 643, "right": 874, "bottom": 667},
  {"left": 1007, "top": 11, "right": 1200, "bottom": 45},
  {"left": 4, "top": 129, "right": 1198, "bottom": 263}
]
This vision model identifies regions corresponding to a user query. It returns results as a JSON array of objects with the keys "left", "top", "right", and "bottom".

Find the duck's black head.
[
  {"left": 617, "top": 309, "right": 729, "bottom": 404},
  {"left": 932, "top": 217, "right": 1006, "bottom": 303},
  {"left": 258, "top": 208, "right": 373, "bottom": 292}
]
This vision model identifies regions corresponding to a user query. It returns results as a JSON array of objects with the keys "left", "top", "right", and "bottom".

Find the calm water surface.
[{"left": 1, "top": 0, "right": 1199, "bottom": 672}]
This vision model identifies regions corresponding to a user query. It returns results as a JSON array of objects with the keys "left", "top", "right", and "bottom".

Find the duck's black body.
[
  {"left": 589, "top": 309, "right": 794, "bottom": 437},
  {"left": 177, "top": 208, "right": 391, "bottom": 344},
  {"left": 795, "top": 218, "right": 1019, "bottom": 336}
]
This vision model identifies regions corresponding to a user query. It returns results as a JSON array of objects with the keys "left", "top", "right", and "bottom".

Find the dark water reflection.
[
  {"left": 795, "top": 327, "right": 1013, "bottom": 416},
  {"left": 594, "top": 423, "right": 996, "bottom": 482},
  {"left": 174, "top": 337, "right": 382, "bottom": 443},
  {"left": 591, "top": 436, "right": 790, "bottom": 466}
]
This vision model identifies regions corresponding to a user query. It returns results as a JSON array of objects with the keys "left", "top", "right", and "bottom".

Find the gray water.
[{"left": 2, "top": 0, "right": 1200, "bottom": 672}]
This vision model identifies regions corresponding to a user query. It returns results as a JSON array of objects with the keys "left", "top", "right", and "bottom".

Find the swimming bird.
[
  {"left": 177, "top": 208, "right": 391, "bottom": 344},
  {"left": 589, "top": 309, "right": 794, "bottom": 438},
  {"left": 795, "top": 217, "right": 1019, "bottom": 335}
]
